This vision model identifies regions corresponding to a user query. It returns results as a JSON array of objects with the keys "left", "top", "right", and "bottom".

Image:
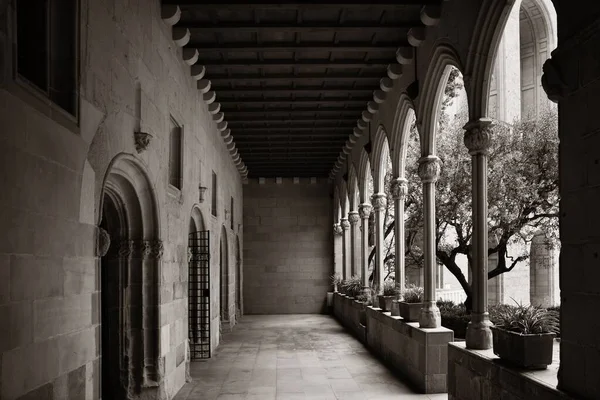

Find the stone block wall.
[
  {"left": 243, "top": 178, "right": 332, "bottom": 314},
  {"left": 0, "top": 1, "right": 243, "bottom": 399}
]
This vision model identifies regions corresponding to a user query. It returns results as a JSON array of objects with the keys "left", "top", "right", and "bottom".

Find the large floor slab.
[{"left": 174, "top": 314, "right": 447, "bottom": 400}]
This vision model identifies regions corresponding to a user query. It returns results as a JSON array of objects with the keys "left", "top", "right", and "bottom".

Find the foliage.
[
  {"left": 330, "top": 273, "right": 343, "bottom": 288},
  {"left": 356, "top": 291, "right": 373, "bottom": 306},
  {"left": 403, "top": 284, "right": 424, "bottom": 303},
  {"left": 493, "top": 303, "right": 560, "bottom": 335},
  {"left": 341, "top": 275, "right": 363, "bottom": 298},
  {"left": 382, "top": 280, "right": 400, "bottom": 296},
  {"left": 437, "top": 300, "right": 471, "bottom": 338}
]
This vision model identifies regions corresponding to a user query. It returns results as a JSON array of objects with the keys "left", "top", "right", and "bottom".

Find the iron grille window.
[
  {"left": 16, "top": 0, "right": 78, "bottom": 116},
  {"left": 169, "top": 118, "right": 182, "bottom": 189},
  {"left": 211, "top": 171, "right": 217, "bottom": 216},
  {"left": 188, "top": 230, "right": 211, "bottom": 360}
]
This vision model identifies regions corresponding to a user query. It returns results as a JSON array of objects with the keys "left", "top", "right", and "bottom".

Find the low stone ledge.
[
  {"left": 448, "top": 341, "right": 573, "bottom": 400},
  {"left": 366, "top": 306, "right": 454, "bottom": 393}
]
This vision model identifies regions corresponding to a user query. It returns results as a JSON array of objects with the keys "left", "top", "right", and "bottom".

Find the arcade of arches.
[{"left": 0, "top": 1, "right": 598, "bottom": 400}]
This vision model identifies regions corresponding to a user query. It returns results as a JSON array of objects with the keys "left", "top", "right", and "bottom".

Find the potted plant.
[
  {"left": 342, "top": 275, "right": 363, "bottom": 299},
  {"left": 491, "top": 304, "right": 559, "bottom": 369},
  {"left": 377, "top": 280, "right": 399, "bottom": 312},
  {"left": 355, "top": 292, "right": 372, "bottom": 326},
  {"left": 399, "top": 284, "right": 424, "bottom": 322},
  {"left": 328, "top": 273, "right": 342, "bottom": 306}
]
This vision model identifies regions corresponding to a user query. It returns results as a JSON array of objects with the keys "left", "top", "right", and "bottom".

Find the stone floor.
[{"left": 174, "top": 314, "right": 448, "bottom": 400}]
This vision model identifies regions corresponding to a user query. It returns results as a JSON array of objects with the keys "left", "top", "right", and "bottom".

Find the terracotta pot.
[
  {"left": 399, "top": 301, "right": 423, "bottom": 322},
  {"left": 491, "top": 326, "right": 556, "bottom": 369},
  {"left": 377, "top": 295, "right": 395, "bottom": 312}
]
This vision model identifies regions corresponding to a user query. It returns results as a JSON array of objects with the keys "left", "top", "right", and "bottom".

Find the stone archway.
[
  {"left": 235, "top": 235, "right": 241, "bottom": 317},
  {"left": 219, "top": 226, "right": 229, "bottom": 326},
  {"left": 98, "top": 154, "right": 161, "bottom": 399}
]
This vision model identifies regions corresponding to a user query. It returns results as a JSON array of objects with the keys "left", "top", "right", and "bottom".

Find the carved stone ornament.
[
  {"left": 359, "top": 203, "right": 373, "bottom": 219},
  {"left": 118, "top": 239, "right": 135, "bottom": 259},
  {"left": 390, "top": 178, "right": 408, "bottom": 200},
  {"left": 134, "top": 131, "right": 153, "bottom": 153},
  {"left": 333, "top": 223, "right": 343, "bottom": 236},
  {"left": 150, "top": 240, "right": 164, "bottom": 259},
  {"left": 417, "top": 155, "right": 441, "bottom": 183},
  {"left": 541, "top": 58, "right": 567, "bottom": 104},
  {"left": 348, "top": 211, "right": 360, "bottom": 225},
  {"left": 340, "top": 218, "right": 350, "bottom": 230},
  {"left": 96, "top": 227, "right": 111, "bottom": 257},
  {"left": 463, "top": 118, "right": 493, "bottom": 156},
  {"left": 371, "top": 193, "right": 387, "bottom": 211},
  {"left": 140, "top": 240, "right": 152, "bottom": 258}
]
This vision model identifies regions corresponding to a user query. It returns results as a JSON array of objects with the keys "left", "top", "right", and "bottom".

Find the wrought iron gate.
[{"left": 188, "top": 230, "right": 211, "bottom": 360}]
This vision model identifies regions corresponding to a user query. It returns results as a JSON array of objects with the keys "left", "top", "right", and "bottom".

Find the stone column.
[
  {"left": 464, "top": 118, "right": 493, "bottom": 350},
  {"left": 333, "top": 223, "right": 343, "bottom": 291},
  {"left": 371, "top": 193, "right": 387, "bottom": 296},
  {"left": 340, "top": 218, "right": 350, "bottom": 280},
  {"left": 348, "top": 211, "right": 360, "bottom": 277},
  {"left": 390, "top": 177, "right": 408, "bottom": 316},
  {"left": 358, "top": 203, "right": 372, "bottom": 294},
  {"left": 418, "top": 155, "right": 442, "bottom": 328}
]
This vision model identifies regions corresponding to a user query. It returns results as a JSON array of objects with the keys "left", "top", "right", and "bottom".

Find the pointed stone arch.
[
  {"left": 390, "top": 93, "right": 419, "bottom": 178},
  {"left": 98, "top": 153, "right": 162, "bottom": 398},
  {"left": 347, "top": 163, "right": 359, "bottom": 211},
  {"left": 372, "top": 124, "right": 391, "bottom": 194},
  {"left": 219, "top": 225, "right": 230, "bottom": 324},
  {"left": 357, "top": 149, "right": 373, "bottom": 204}
]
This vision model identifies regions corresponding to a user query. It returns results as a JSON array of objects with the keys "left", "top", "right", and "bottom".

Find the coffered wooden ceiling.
[{"left": 162, "top": 1, "right": 441, "bottom": 178}]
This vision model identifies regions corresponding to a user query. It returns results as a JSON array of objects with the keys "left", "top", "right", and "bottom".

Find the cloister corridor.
[{"left": 174, "top": 315, "right": 445, "bottom": 400}]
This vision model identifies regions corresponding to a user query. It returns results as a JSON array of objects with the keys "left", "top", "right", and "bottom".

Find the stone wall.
[
  {"left": 243, "top": 179, "right": 332, "bottom": 314},
  {"left": 0, "top": 1, "right": 243, "bottom": 399}
]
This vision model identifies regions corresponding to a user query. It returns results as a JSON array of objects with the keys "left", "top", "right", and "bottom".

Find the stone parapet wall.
[
  {"left": 448, "top": 342, "right": 573, "bottom": 400},
  {"left": 331, "top": 292, "right": 453, "bottom": 393}
]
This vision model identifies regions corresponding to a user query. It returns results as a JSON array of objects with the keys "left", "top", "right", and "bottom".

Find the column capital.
[
  {"left": 358, "top": 203, "right": 372, "bottom": 219},
  {"left": 348, "top": 211, "right": 360, "bottom": 225},
  {"left": 417, "top": 155, "right": 441, "bottom": 183},
  {"left": 390, "top": 177, "right": 408, "bottom": 200},
  {"left": 333, "top": 223, "right": 343, "bottom": 236},
  {"left": 371, "top": 193, "right": 387, "bottom": 211},
  {"left": 118, "top": 239, "right": 135, "bottom": 259},
  {"left": 463, "top": 118, "right": 494, "bottom": 156},
  {"left": 340, "top": 218, "right": 350, "bottom": 231},
  {"left": 541, "top": 57, "right": 567, "bottom": 104}
]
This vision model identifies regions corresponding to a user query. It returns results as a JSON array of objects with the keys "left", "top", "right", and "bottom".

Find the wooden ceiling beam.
[
  {"left": 200, "top": 59, "right": 391, "bottom": 68},
  {"left": 212, "top": 88, "right": 373, "bottom": 95},
  {"left": 223, "top": 109, "right": 363, "bottom": 115},
  {"left": 208, "top": 74, "right": 382, "bottom": 83},
  {"left": 165, "top": 1, "right": 437, "bottom": 8},
  {"left": 177, "top": 22, "right": 414, "bottom": 33},
  {"left": 187, "top": 43, "right": 401, "bottom": 52},
  {"left": 218, "top": 99, "right": 370, "bottom": 105},
  {"left": 228, "top": 117, "right": 356, "bottom": 123},
  {"left": 232, "top": 126, "right": 352, "bottom": 132}
]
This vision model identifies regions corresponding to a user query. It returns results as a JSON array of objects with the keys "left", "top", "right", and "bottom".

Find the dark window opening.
[
  {"left": 230, "top": 197, "right": 234, "bottom": 230},
  {"left": 16, "top": 0, "right": 78, "bottom": 115},
  {"left": 211, "top": 171, "right": 217, "bottom": 217},
  {"left": 169, "top": 118, "right": 182, "bottom": 189}
]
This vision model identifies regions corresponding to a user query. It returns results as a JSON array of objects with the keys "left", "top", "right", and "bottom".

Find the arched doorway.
[
  {"left": 98, "top": 154, "right": 161, "bottom": 399},
  {"left": 219, "top": 226, "right": 229, "bottom": 327},
  {"left": 235, "top": 235, "right": 241, "bottom": 317},
  {"left": 188, "top": 207, "right": 211, "bottom": 360}
]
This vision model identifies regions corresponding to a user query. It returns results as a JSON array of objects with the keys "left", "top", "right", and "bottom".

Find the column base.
[
  {"left": 466, "top": 313, "right": 493, "bottom": 350},
  {"left": 419, "top": 301, "right": 441, "bottom": 328}
]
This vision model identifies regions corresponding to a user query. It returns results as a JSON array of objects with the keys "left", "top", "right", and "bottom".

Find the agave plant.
[
  {"left": 382, "top": 280, "right": 400, "bottom": 296},
  {"left": 341, "top": 275, "right": 363, "bottom": 298},
  {"left": 330, "top": 273, "right": 342, "bottom": 289},
  {"left": 493, "top": 303, "right": 559, "bottom": 335}
]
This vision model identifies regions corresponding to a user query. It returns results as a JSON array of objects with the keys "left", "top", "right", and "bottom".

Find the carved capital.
[
  {"left": 96, "top": 227, "right": 111, "bottom": 257},
  {"left": 118, "top": 239, "right": 135, "bottom": 259},
  {"left": 371, "top": 193, "right": 387, "bottom": 211},
  {"left": 541, "top": 58, "right": 567, "bottom": 104},
  {"left": 463, "top": 118, "right": 494, "bottom": 156},
  {"left": 390, "top": 178, "right": 408, "bottom": 200},
  {"left": 417, "top": 155, "right": 441, "bottom": 183},
  {"left": 150, "top": 240, "right": 164, "bottom": 259},
  {"left": 333, "top": 223, "right": 343, "bottom": 236},
  {"left": 340, "top": 218, "right": 350, "bottom": 231},
  {"left": 134, "top": 132, "right": 153, "bottom": 153},
  {"left": 358, "top": 203, "right": 372, "bottom": 219},
  {"left": 348, "top": 211, "right": 360, "bottom": 226}
]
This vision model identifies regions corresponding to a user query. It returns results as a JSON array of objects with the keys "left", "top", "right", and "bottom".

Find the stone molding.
[
  {"left": 116, "top": 239, "right": 164, "bottom": 259},
  {"left": 390, "top": 178, "right": 408, "bottom": 200},
  {"left": 340, "top": 218, "right": 350, "bottom": 231},
  {"left": 417, "top": 155, "right": 442, "bottom": 183},
  {"left": 371, "top": 193, "right": 387, "bottom": 211},
  {"left": 134, "top": 131, "right": 153, "bottom": 153},
  {"left": 348, "top": 211, "right": 360, "bottom": 225},
  {"left": 359, "top": 203, "right": 373, "bottom": 219},
  {"left": 541, "top": 58, "right": 567, "bottom": 104},
  {"left": 96, "top": 227, "right": 111, "bottom": 257},
  {"left": 333, "top": 223, "right": 343, "bottom": 236},
  {"left": 463, "top": 118, "right": 494, "bottom": 156}
]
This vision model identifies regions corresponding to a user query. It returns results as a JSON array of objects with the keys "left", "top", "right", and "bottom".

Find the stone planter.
[
  {"left": 327, "top": 292, "right": 333, "bottom": 307},
  {"left": 491, "top": 326, "right": 556, "bottom": 369},
  {"left": 377, "top": 295, "right": 395, "bottom": 312},
  {"left": 399, "top": 302, "right": 422, "bottom": 322}
]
